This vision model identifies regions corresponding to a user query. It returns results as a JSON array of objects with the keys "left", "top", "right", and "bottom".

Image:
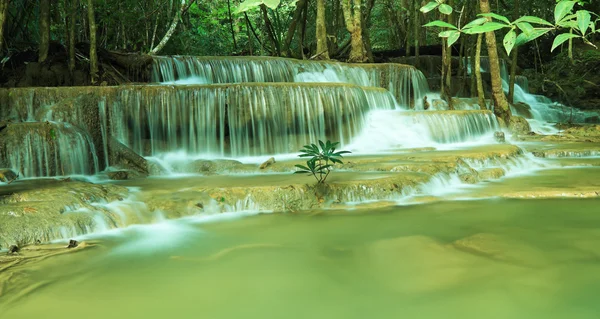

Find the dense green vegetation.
[{"left": 0, "top": 0, "right": 598, "bottom": 108}]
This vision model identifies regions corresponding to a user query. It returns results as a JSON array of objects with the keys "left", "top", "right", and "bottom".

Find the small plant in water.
[{"left": 295, "top": 140, "right": 351, "bottom": 184}]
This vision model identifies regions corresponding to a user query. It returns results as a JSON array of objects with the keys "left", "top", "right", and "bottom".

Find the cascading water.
[
  {"left": 0, "top": 122, "right": 99, "bottom": 177},
  {"left": 347, "top": 110, "right": 499, "bottom": 151},
  {"left": 4, "top": 84, "right": 398, "bottom": 158},
  {"left": 151, "top": 56, "right": 429, "bottom": 108}
]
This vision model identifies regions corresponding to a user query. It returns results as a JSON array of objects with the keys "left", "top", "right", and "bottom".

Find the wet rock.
[
  {"left": 431, "top": 99, "right": 448, "bottom": 110},
  {"left": 478, "top": 168, "right": 506, "bottom": 180},
  {"left": 7, "top": 245, "right": 19, "bottom": 255},
  {"left": 508, "top": 116, "right": 531, "bottom": 135},
  {"left": 67, "top": 239, "right": 79, "bottom": 248},
  {"left": 511, "top": 102, "right": 534, "bottom": 119},
  {"left": 107, "top": 170, "right": 129, "bottom": 180},
  {"left": 0, "top": 168, "right": 18, "bottom": 183},
  {"left": 585, "top": 116, "right": 600, "bottom": 124},
  {"left": 494, "top": 131, "right": 506, "bottom": 143},
  {"left": 259, "top": 157, "right": 276, "bottom": 169},
  {"left": 108, "top": 137, "right": 149, "bottom": 176}
]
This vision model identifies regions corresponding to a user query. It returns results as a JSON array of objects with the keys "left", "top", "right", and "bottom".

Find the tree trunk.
[
  {"left": 507, "top": 0, "right": 519, "bottom": 103},
  {"left": 362, "top": 0, "right": 375, "bottom": 62},
  {"left": 261, "top": 4, "right": 280, "bottom": 56},
  {"left": 413, "top": 0, "right": 420, "bottom": 68},
  {"left": 0, "top": 0, "right": 10, "bottom": 53},
  {"left": 316, "top": 0, "right": 330, "bottom": 59},
  {"left": 68, "top": 0, "right": 76, "bottom": 74},
  {"left": 39, "top": 0, "right": 51, "bottom": 62},
  {"left": 227, "top": 0, "right": 237, "bottom": 51},
  {"left": 480, "top": 0, "right": 511, "bottom": 123},
  {"left": 475, "top": 33, "right": 486, "bottom": 109},
  {"left": 445, "top": 0, "right": 454, "bottom": 109},
  {"left": 282, "top": 0, "right": 306, "bottom": 56},
  {"left": 341, "top": 0, "right": 367, "bottom": 62},
  {"left": 298, "top": 1, "right": 309, "bottom": 58},
  {"left": 87, "top": 0, "right": 98, "bottom": 83},
  {"left": 149, "top": 0, "right": 187, "bottom": 55}
]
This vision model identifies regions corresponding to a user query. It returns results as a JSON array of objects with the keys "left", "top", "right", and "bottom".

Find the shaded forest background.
[{"left": 0, "top": 0, "right": 599, "bottom": 109}]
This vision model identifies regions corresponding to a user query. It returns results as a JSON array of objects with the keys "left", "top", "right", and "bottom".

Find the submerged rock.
[
  {"left": 107, "top": 170, "right": 129, "bottom": 180},
  {"left": 67, "top": 240, "right": 79, "bottom": 248},
  {"left": 259, "top": 157, "right": 276, "bottom": 169},
  {"left": 0, "top": 168, "right": 18, "bottom": 183},
  {"left": 187, "top": 159, "right": 244, "bottom": 174},
  {"left": 494, "top": 131, "right": 506, "bottom": 143}
]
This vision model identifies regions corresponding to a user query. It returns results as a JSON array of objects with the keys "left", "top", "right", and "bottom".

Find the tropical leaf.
[
  {"left": 447, "top": 31, "right": 460, "bottom": 47},
  {"left": 479, "top": 12, "right": 511, "bottom": 25},
  {"left": 515, "top": 29, "right": 551, "bottom": 46},
  {"left": 463, "top": 22, "right": 509, "bottom": 34},
  {"left": 555, "top": 1, "right": 576, "bottom": 24},
  {"left": 438, "top": 4, "right": 453, "bottom": 15},
  {"left": 516, "top": 22, "right": 535, "bottom": 35},
  {"left": 503, "top": 30, "right": 517, "bottom": 55},
  {"left": 577, "top": 10, "right": 591, "bottom": 35},
  {"left": 551, "top": 32, "right": 581, "bottom": 51},
  {"left": 424, "top": 20, "right": 458, "bottom": 29},
  {"left": 463, "top": 18, "right": 488, "bottom": 30},
  {"left": 420, "top": 1, "right": 439, "bottom": 14},
  {"left": 514, "top": 16, "right": 553, "bottom": 26}
]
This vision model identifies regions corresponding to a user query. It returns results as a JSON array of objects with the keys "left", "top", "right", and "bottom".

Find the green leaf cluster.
[
  {"left": 295, "top": 140, "right": 350, "bottom": 184},
  {"left": 421, "top": 0, "right": 600, "bottom": 55}
]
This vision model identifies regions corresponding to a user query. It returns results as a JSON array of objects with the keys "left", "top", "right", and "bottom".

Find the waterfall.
[
  {"left": 0, "top": 122, "right": 99, "bottom": 177},
  {"left": 151, "top": 56, "right": 429, "bottom": 108},
  {"left": 5, "top": 84, "right": 398, "bottom": 158},
  {"left": 348, "top": 110, "right": 499, "bottom": 151}
]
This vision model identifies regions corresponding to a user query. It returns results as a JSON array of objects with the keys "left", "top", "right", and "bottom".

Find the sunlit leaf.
[
  {"left": 438, "top": 4, "right": 453, "bottom": 15},
  {"left": 234, "top": 0, "right": 281, "bottom": 14},
  {"left": 515, "top": 29, "right": 551, "bottom": 46},
  {"left": 447, "top": 30, "right": 460, "bottom": 47},
  {"left": 479, "top": 12, "right": 511, "bottom": 25},
  {"left": 420, "top": 1, "right": 439, "bottom": 13},
  {"left": 514, "top": 16, "right": 553, "bottom": 26},
  {"left": 551, "top": 32, "right": 581, "bottom": 51},
  {"left": 516, "top": 22, "right": 535, "bottom": 35},
  {"left": 577, "top": 10, "right": 591, "bottom": 35},
  {"left": 503, "top": 30, "right": 517, "bottom": 54},
  {"left": 555, "top": 1, "right": 576, "bottom": 24},
  {"left": 463, "top": 18, "right": 488, "bottom": 30},
  {"left": 424, "top": 20, "right": 458, "bottom": 29},
  {"left": 463, "top": 22, "right": 509, "bottom": 34}
]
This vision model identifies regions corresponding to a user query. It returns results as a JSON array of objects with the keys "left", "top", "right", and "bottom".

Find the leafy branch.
[{"left": 421, "top": 0, "right": 599, "bottom": 55}]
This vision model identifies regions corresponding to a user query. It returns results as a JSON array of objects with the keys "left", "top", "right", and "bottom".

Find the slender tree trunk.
[
  {"left": 341, "top": 0, "right": 367, "bottom": 62},
  {"left": 87, "top": 0, "right": 98, "bottom": 83},
  {"left": 316, "top": 0, "right": 329, "bottom": 59},
  {"left": 282, "top": 0, "right": 306, "bottom": 56},
  {"left": 475, "top": 33, "right": 486, "bottom": 109},
  {"left": 480, "top": 0, "right": 511, "bottom": 123},
  {"left": 298, "top": 1, "right": 309, "bottom": 58},
  {"left": 0, "top": 0, "right": 10, "bottom": 53},
  {"left": 68, "top": 0, "right": 76, "bottom": 74},
  {"left": 413, "top": 0, "right": 420, "bottom": 68},
  {"left": 39, "top": 0, "right": 51, "bottom": 62},
  {"left": 149, "top": 0, "right": 187, "bottom": 55},
  {"left": 362, "top": 0, "right": 375, "bottom": 62},
  {"left": 507, "top": 0, "right": 519, "bottom": 103},
  {"left": 227, "top": 0, "right": 237, "bottom": 51},
  {"left": 260, "top": 4, "right": 280, "bottom": 56}
]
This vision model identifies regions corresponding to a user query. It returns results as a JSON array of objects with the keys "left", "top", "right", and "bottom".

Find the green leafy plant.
[
  {"left": 295, "top": 140, "right": 350, "bottom": 184},
  {"left": 421, "top": 0, "right": 599, "bottom": 55}
]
